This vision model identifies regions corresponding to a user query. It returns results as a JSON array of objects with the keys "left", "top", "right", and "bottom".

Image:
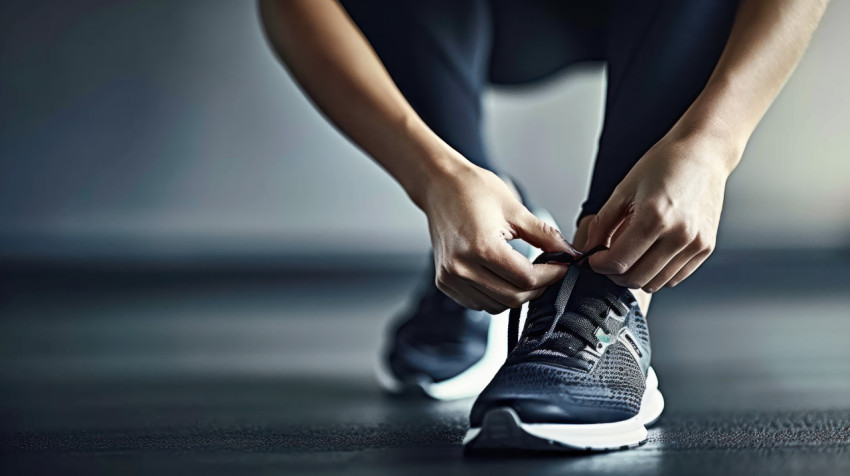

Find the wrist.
[
  {"left": 401, "top": 145, "right": 475, "bottom": 212},
  {"left": 671, "top": 111, "right": 746, "bottom": 177},
  {"left": 378, "top": 113, "right": 473, "bottom": 210},
  {"left": 672, "top": 80, "right": 753, "bottom": 176}
]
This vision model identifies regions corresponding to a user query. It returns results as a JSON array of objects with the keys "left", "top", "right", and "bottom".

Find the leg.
[
  {"left": 346, "top": 0, "right": 609, "bottom": 400},
  {"left": 342, "top": 0, "right": 507, "bottom": 399},
  {"left": 487, "top": 0, "right": 607, "bottom": 85},
  {"left": 340, "top": 0, "right": 494, "bottom": 168},
  {"left": 577, "top": 0, "right": 741, "bottom": 309}
]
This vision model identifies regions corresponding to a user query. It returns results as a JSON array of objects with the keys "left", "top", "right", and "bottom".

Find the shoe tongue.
[
  {"left": 527, "top": 266, "right": 616, "bottom": 318},
  {"left": 566, "top": 270, "right": 630, "bottom": 317},
  {"left": 523, "top": 266, "right": 628, "bottom": 352}
]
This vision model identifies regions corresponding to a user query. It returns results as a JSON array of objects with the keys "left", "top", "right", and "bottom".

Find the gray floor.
[{"left": 1, "top": 251, "right": 850, "bottom": 475}]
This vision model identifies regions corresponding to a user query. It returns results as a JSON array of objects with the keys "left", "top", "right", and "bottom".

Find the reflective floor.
[{"left": 1, "top": 252, "right": 849, "bottom": 475}]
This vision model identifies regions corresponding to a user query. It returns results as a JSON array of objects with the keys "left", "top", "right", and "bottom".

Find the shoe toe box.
[{"left": 469, "top": 362, "right": 642, "bottom": 426}]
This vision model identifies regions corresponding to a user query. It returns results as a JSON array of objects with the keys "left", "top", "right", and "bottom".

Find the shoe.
[
  {"left": 463, "top": 249, "right": 665, "bottom": 452},
  {"left": 375, "top": 196, "right": 558, "bottom": 401},
  {"left": 374, "top": 263, "right": 508, "bottom": 400}
]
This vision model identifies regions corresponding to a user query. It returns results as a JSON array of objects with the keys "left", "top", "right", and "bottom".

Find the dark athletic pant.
[{"left": 341, "top": 0, "right": 740, "bottom": 223}]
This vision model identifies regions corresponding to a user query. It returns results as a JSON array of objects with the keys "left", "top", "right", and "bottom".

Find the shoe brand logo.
[
  {"left": 623, "top": 333, "right": 642, "bottom": 357},
  {"left": 618, "top": 328, "right": 651, "bottom": 374}
]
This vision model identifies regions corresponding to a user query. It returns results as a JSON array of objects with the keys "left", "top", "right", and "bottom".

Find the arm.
[
  {"left": 259, "top": 0, "right": 573, "bottom": 312},
  {"left": 586, "top": 0, "right": 829, "bottom": 292}
]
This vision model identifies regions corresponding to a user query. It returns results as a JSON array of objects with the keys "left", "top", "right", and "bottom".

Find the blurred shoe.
[
  {"left": 374, "top": 265, "right": 506, "bottom": 400},
  {"left": 464, "top": 251, "right": 664, "bottom": 452},
  {"left": 375, "top": 179, "right": 558, "bottom": 400}
]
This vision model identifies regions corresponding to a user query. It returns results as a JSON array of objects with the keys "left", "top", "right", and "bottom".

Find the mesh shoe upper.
[{"left": 470, "top": 256, "right": 652, "bottom": 426}]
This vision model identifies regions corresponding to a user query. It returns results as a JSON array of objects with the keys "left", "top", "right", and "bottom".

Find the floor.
[{"left": 1, "top": 251, "right": 849, "bottom": 475}]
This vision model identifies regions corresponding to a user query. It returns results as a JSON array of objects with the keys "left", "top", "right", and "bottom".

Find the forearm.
[
  {"left": 674, "top": 0, "right": 829, "bottom": 173},
  {"left": 259, "top": 0, "right": 468, "bottom": 208}
]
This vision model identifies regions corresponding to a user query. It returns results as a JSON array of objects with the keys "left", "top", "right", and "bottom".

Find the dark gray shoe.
[{"left": 464, "top": 251, "right": 664, "bottom": 452}]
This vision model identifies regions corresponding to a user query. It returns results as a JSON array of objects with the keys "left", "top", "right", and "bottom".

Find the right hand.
[{"left": 422, "top": 163, "right": 579, "bottom": 314}]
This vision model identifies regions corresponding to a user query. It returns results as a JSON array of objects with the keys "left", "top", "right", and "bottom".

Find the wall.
[{"left": 1, "top": 0, "right": 848, "bottom": 260}]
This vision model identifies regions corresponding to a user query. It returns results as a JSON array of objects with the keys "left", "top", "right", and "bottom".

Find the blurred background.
[
  {"left": 1, "top": 1, "right": 849, "bottom": 474},
  {"left": 1, "top": 0, "right": 848, "bottom": 259}
]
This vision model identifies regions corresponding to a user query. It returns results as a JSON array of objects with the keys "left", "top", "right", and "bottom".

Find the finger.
[
  {"left": 585, "top": 194, "right": 629, "bottom": 250},
  {"left": 608, "top": 234, "right": 691, "bottom": 289},
  {"left": 437, "top": 269, "right": 507, "bottom": 314},
  {"left": 589, "top": 213, "right": 661, "bottom": 275},
  {"left": 452, "top": 281, "right": 508, "bottom": 314},
  {"left": 435, "top": 276, "right": 472, "bottom": 308},
  {"left": 641, "top": 242, "right": 703, "bottom": 292},
  {"left": 511, "top": 208, "right": 578, "bottom": 255},
  {"left": 479, "top": 239, "right": 567, "bottom": 291},
  {"left": 667, "top": 249, "right": 712, "bottom": 287},
  {"left": 464, "top": 264, "right": 554, "bottom": 308}
]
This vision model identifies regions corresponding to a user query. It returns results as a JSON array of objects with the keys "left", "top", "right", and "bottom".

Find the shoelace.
[{"left": 507, "top": 245, "right": 610, "bottom": 355}]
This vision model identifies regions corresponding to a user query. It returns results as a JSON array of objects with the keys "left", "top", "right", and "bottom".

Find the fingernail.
[{"left": 560, "top": 237, "right": 580, "bottom": 255}]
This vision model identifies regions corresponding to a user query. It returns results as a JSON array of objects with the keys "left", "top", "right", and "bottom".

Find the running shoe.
[
  {"left": 464, "top": 249, "right": 664, "bottom": 452},
  {"left": 374, "top": 260, "right": 508, "bottom": 400},
  {"left": 375, "top": 178, "right": 557, "bottom": 400}
]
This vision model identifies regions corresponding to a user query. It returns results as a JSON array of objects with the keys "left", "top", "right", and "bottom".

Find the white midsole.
[{"left": 463, "top": 367, "right": 664, "bottom": 449}]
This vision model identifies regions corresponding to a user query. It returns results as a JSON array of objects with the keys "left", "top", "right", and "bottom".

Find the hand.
[
  {"left": 586, "top": 130, "right": 737, "bottom": 292},
  {"left": 422, "top": 163, "right": 578, "bottom": 314}
]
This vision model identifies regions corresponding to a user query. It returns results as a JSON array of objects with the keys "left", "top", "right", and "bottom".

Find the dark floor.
[{"left": 1, "top": 251, "right": 850, "bottom": 475}]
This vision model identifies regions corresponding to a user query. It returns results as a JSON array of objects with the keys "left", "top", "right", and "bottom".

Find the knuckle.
[
  {"left": 600, "top": 258, "right": 629, "bottom": 275},
  {"left": 470, "top": 239, "right": 492, "bottom": 259},
  {"left": 673, "top": 223, "right": 697, "bottom": 244},
  {"left": 542, "top": 221, "right": 562, "bottom": 238},
  {"left": 643, "top": 202, "right": 667, "bottom": 226},
  {"left": 434, "top": 273, "right": 449, "bottom": 290},
  {"left": 693, "top": 234, "right": 715, "bottom": 252},
  {"left": 516, "top": 271, "right": 537, "bottom": 291},
  {"left": 441, "top": 259, "right": 461, "bottom": 277}
]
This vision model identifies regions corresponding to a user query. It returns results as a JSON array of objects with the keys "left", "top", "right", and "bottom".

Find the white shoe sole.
[{"left": 463, "top": 367, "right": 664, "bottom": 452}]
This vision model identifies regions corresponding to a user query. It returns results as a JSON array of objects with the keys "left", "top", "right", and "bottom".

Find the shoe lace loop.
[{"left": 507, "top": 245, "right": 610, "bottom": 355}]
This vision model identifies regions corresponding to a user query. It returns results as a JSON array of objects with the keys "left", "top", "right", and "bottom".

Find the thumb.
[{"left": 512, "top": 208, "right": 579, "bottom": 256}]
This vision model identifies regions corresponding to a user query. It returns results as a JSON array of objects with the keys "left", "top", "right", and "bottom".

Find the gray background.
[
  {"left": 1, "top": 0, "right": 848, "bottom": 260},
  {"left": 2, "top": 2, "right": 850, "bottom": 473}
]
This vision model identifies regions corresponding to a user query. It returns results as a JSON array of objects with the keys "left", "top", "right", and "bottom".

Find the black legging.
[{"left": 340, "top": 0, "right": 740, "bottom": 223}]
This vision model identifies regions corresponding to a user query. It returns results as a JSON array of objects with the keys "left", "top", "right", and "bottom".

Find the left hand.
[{"left": 586, "top": 129, "right": 738, "bottom": 292}]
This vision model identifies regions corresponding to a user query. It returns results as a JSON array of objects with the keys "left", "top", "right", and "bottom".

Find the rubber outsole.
[
  {"left": 463, "top": 407, "right": 647, "bottom": 454},
  {"left": 464, "top": 367, "right": 664, "bottom": 453}
]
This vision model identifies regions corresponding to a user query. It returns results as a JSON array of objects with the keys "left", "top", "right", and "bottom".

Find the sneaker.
[
  {"left": 375, "top": 200, "right": 558, "bottom": 401},
  {"left": 463, "top": 249, "right": 665, "bottom": 452},
  {"left": 374, "top": 262, "right": 509, "bottom": 400}
]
